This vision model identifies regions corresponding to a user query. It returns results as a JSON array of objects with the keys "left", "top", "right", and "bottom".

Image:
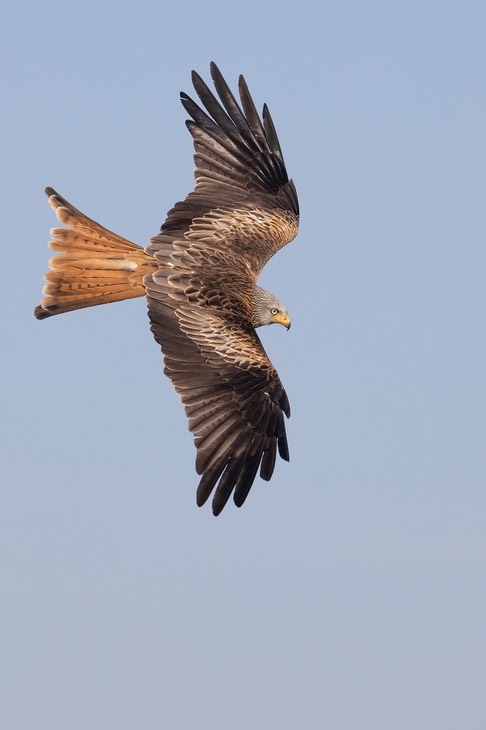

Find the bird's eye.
[{"left": 271, "top": 308, "right": 279, "bottom": 315}]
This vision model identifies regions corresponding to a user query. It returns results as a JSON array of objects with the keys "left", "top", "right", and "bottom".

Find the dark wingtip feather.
[
  {"left": 260, "top": 440, "right": 277, "bottom": 481},
  {"left": 262, "top": 103, "right": 284, "bottom": 164},
  {"left": 278, "top": 434, "right": 290, "bottom": 462},
  {"left": 34, "top": 305, "right": 49, "bottom": 320},
  {"left": 177, "top": 63, "right": 295, "bottom": 210},
  {"left": 211, "top": 459, "right": 243, "bottom": 516},
  {"left": 238, "top": 74, "right": 269, "bottom": 150},
  {"left": 196, "top": 457, "right": 227, "bottom": 507},
  {"left": 280, "top": 389, "right": 291, "bottom": 419},
  {"left": 233, "top": 450, "right": 262, "bottom": 507},
  {"left": 209, "top": 60, "right": 220, "bottom": 81}
]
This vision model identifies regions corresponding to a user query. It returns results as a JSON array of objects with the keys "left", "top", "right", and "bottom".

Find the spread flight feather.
[{"left": 35, "top": 62, "right": 299, "bottom": 515}]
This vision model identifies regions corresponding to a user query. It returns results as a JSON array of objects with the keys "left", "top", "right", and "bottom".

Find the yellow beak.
[{"left": 274, "top": 313, "right": 291, "bottom": 330}]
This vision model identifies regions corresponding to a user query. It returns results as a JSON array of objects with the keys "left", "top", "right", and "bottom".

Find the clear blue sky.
[{"left": 2, "top": 1, "right": 486, "bottom": 728}]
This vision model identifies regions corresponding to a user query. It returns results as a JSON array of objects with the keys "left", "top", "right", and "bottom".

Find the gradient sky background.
[{"left": 2, "top": 1, "right": 486, "bottom": 728}]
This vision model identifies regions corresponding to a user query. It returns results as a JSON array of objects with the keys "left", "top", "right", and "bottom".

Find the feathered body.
[{"left": 35, "top": 63, "right": 299, "bottom": 515}]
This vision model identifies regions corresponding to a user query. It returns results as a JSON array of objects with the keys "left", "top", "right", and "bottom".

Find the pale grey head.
[{"left": 252, "top": 286, "right": 291, "bottom": 330}]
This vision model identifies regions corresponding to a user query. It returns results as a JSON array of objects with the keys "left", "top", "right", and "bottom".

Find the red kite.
[{"left": 35, "top": 63, "right": 299, "bottom": 515}]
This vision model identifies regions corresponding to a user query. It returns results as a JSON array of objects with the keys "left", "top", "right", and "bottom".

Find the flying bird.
[{"left": 35, "top": 63, "right": 299, "bottom": 515}]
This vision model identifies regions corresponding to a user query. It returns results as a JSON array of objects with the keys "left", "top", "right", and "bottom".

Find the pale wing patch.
[
  {"left": 176, "top": 304, "right": 275, "bottom": 376},
  {"left": 184, "top": 206, "right": 299, "bottom": 277}
]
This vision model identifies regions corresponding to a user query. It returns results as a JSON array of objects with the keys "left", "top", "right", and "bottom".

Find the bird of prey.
[{"left": 35, "top": 63, "right": 299, "bottom": 515}]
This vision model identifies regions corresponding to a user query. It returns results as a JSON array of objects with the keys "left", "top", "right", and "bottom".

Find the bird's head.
[{"left": 252, "top": 286, "right": 291, "bottom": 330}]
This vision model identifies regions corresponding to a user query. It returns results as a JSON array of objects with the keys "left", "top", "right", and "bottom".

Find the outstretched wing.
[
  {"left": 146, "top": 65, "right": 297, "bottom": 513},
  {"left": 147, "top": 61, "right": 299, "bottom": 275},
  {"left": 145, "top": 263, "right": 290, "bottom": 516}
]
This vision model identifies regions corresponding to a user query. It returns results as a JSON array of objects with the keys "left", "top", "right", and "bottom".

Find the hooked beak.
[{"left": 274, "top": 313, "right": 291, "bottom": 330}]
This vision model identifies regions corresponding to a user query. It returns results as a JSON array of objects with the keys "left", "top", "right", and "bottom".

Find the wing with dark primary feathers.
[
  {"left": 145, "top": 63, "right": 297, "bottom": 513},
  {"left": 147, "top": 61, "right": 299, "bottom": 274},
  {"left": 146, "top": 269, "right": 290, "bottom": 516}
]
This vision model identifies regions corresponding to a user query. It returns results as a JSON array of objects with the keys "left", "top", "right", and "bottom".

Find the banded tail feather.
[{"left": 34, "top": 188, "right": 158, "bottom": 319}]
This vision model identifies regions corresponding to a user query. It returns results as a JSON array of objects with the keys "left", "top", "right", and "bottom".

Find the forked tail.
[{"left": 34, "top": 188, "right": 158, "bottom": 319}]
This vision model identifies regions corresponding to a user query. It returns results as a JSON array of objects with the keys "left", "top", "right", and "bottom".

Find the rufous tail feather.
[{"left": 34, "top": 187, "right": 158, "bottom": 319}]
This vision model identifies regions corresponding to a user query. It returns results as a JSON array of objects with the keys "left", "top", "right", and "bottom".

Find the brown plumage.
[
  {"left": 35, "top": 63, "right": 299, "bottom": 515},
  {"left": 34, "top": 191, "right": 158, "bottom": 318}
]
